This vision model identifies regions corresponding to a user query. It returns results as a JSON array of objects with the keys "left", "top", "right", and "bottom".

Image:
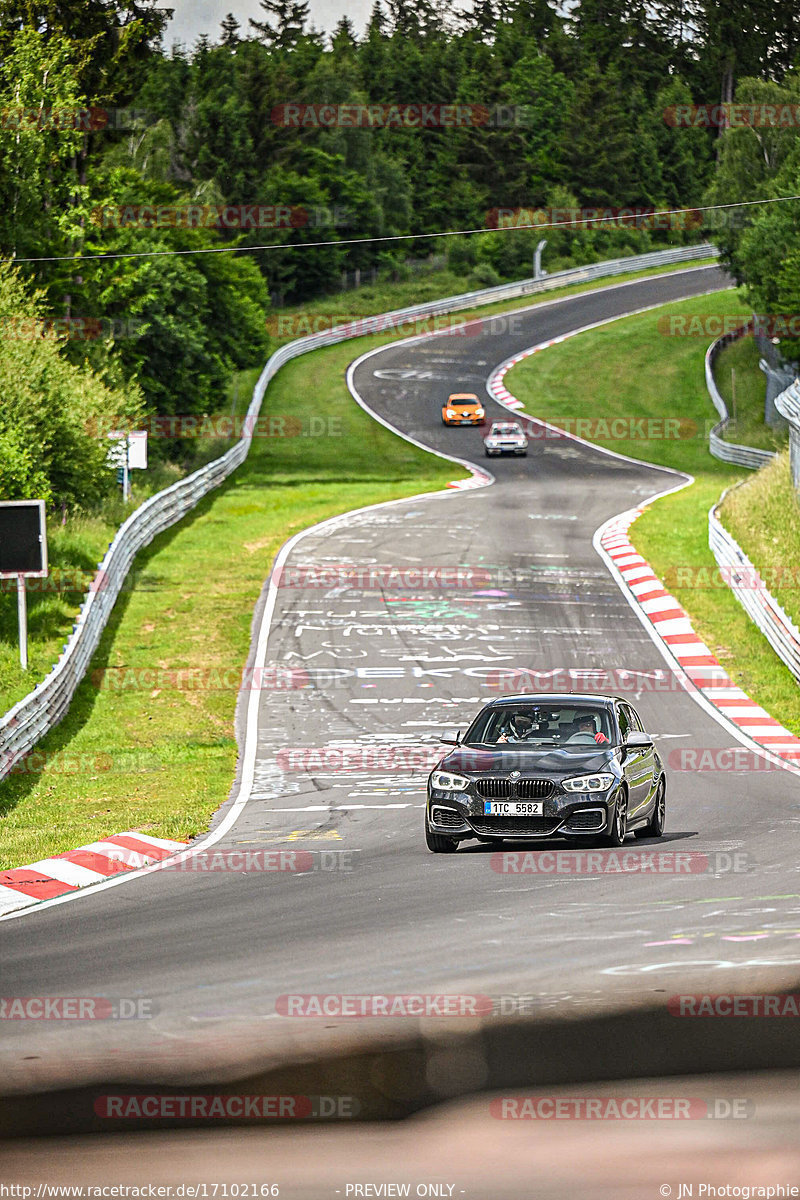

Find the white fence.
[
  {"left": 705, "top": 326, "right": 777, "bottom": 470},
  {"left": 774, "top": 377, "right": 800, "bottom": 490},
  {"left": 709, "top": 492, "right": 800, "bottom": 683},
  {"left": 0, "top": 242, "right": 719, "bottom": 780}
]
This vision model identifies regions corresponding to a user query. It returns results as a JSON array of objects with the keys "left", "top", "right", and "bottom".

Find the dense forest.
[{"left": 1, "top": 0, "right": 799, "bottom": 504}]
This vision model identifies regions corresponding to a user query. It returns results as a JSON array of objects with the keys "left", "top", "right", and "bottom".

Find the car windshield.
[
  {"left": 463, "top": 703, "right": 614, "bottom": 747},
  {"left": 490, "top": 423, "right": 521, "bottom": 433}
]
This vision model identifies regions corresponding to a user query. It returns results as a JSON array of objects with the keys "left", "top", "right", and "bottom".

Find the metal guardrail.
[
  {"left": 705, "top": 326, "right": 777, "bottom": 469},
  {"left": 0, "top": 242, "right": 719, "bottom": 781},
  {"left": 709, "top": 491, "right": 800, "bottom": 683},
  {"left": 774, "top": 377, "right": 800, "bottom": 490}
]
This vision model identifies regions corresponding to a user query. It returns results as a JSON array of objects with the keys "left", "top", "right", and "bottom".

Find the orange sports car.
[{"left": 442, "top": 393, "right": 486, "bottom": 426}]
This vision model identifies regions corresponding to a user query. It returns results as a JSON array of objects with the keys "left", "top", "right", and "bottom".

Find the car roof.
[
  {"left": 487, "top": 694, "right": 618, "bottom": 707},
  {"left": 448, "top": 393, "right": 479, "bottom": 401}
]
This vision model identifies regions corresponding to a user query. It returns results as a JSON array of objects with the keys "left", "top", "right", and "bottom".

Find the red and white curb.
[
  {"left": 0, "top": 831, "right": 188, "bottom": 916},
  {"left": 448, "top": 468, "right": 492, "bottom": 490},
  {"left": 598, "top": 510, "right": 800, "bottom": 763},
  {"left": 489, "top": 341, "right": 563, "bottom": 411}
]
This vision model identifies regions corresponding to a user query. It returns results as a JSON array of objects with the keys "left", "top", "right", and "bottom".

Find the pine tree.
[
  {"left": 220, "top": 13, "right": 240, "bottom": 47},
  {"left": 249, "top": 0, "right": 311, "bottom": 50}
]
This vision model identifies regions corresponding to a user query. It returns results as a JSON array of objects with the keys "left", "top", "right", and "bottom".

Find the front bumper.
[{"left": 427, "top": 786, "right": 615, "bottom": 840}]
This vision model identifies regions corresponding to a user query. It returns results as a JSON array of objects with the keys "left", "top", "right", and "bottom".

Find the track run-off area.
[{"left": 4, "top": 264, "right": 800, "bottom": 1106}]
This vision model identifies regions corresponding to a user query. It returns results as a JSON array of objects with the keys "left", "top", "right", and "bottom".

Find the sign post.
[
  {"left": 17, "top": 576, "right": 27, "bottom": 670},
  {"left": 107, "top": 431, "right": 148, "bottom": 500},
  {"left": 0, "top": 500, "right": 48, "bottom": 670}
]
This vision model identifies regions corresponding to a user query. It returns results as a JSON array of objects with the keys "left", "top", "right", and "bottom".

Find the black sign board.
[{"left": 0, "top": 500, "right": 48, "bottom": 577}]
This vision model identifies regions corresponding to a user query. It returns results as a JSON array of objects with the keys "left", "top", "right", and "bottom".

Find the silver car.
[{"left": 484, "top": 420, "right": 528, "bottom": 457}]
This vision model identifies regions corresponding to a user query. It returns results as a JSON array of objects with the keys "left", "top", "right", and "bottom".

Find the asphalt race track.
[{"left": 4, "top": 264, "right": 800, "bottom": 1128}]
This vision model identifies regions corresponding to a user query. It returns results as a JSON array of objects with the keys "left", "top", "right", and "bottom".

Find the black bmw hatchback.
[{"left": 425, "top": 693, "right": 666, "bottom": 853}]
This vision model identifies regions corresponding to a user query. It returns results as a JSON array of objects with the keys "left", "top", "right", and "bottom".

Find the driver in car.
[
  {"left": 569, "top": 714, "right": 610, "bottom": 745},
  {"left": 497, "top": 713, "right": 534, "bottom": 742}
]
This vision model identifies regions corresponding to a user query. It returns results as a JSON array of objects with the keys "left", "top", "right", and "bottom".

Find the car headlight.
[
  {"left": 475, "top": 408, "right": 484, "bottom": 417},
  {"left": 445, "top": 409, "right": 456, "bottom": 417},
  {"left": 562, "top": 773, "right": 615, "bottom": 793},
  {"left": 431, "top": 770, "right": 470, "bottom": 791}
]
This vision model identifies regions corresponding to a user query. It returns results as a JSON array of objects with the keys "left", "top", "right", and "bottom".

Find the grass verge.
[
  {"left": 719, "top": 450, "right": 800, "bottom": 633},
  {"left": 503, "top": 289, "right": 800, "bottom": 735},
  {"left": 714, "top": 334, "right": 788, "bottom": 452}
]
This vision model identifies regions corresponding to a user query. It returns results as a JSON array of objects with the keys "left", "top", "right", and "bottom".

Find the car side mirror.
[
  {"left": 625, "top": 731, "right": 653, "bottom": 748},
  {"left": 439, "top": 728, "right": 461, "bottom": 746}
]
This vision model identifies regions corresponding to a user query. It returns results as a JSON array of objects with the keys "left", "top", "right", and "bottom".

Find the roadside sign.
[
  {"left": 0, "top": 499, "right": 48, "bottom": 670},
  {"left": 107, "top": 431, "right": 148, "bottom": 501}
]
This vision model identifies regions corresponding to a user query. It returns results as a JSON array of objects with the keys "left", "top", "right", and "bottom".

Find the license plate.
[{"left": 483, "top": 801, "right": 544, "bottom": 816}]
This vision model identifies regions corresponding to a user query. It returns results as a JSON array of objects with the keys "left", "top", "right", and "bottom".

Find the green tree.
[{"left": 0, "top": 263, "right": 142, "bottom": 507}]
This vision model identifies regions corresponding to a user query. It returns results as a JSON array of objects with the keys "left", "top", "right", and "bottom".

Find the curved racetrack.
[{"left": 4, "top": 264, "right": 800, "bottom": 1116}]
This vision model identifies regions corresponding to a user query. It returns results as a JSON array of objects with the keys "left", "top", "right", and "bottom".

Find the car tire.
[
  {"left": 603, "top": 789, "right": 628, "bottom": 847},
  {"left": 425, "top": 820, "right": 458, "bottom": 853},
  {"left": 634, "top": 777, "right": 666, "bottom": 839}
]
